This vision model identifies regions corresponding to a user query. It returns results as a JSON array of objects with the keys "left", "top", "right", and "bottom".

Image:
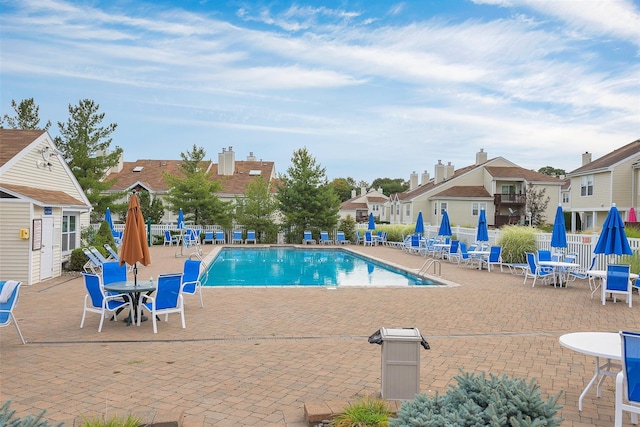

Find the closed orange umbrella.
[{"left": 119, "top": 191, "right": 151, "bottom": 284}]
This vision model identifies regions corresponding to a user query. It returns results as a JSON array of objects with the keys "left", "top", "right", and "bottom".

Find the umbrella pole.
[{"left": 133, "top": 263, "right": 138, "bottom": 286}]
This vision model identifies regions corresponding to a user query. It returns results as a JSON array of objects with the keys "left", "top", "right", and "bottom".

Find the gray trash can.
[{"left": 379, "top": 327, "right": 422, "bottom": 400}]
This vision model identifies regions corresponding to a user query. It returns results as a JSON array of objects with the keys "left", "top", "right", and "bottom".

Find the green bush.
[
  {"left": 391, "top": 371, "right": 563, "bottom": 427},
  {"left": 0, "top": 400, "right": 63, "bottom": 427},
  {"left": 498, "top": 226, "right": 537, "bottom": 264},
  {"left": 332, "top": 396, "right": 392, "bottom": 427},
  {"left": 68, "top": 248, "right": 88, "bottom": 272},
  {"left": 339, "top": 215, "right": 357, "bottom": 243},
  {"left": 77, "top": 414, "right": 141, "bottom": 427},
  {"left": 619, "top": 251, "right": 640, "bottom": 275}
]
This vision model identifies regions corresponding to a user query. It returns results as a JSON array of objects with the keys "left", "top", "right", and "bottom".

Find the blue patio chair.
[
  {"left": 537, "top": 249, "right": 551, "bottom": 262},
  {"left": 202, "top": 231, "right": 214, "bottom": 244},
  {"left": 181, "top": 259, "right": 204, "bottom": 308},
  {"left": 245, "top": 230, "right": 257, "bottom": 244},
  {"left": 524, "top": 252, "right": 552, "bottom": 287},
  {"left": 320, "top": 231, "right": 333, "bottom": 245},
  {"left": 80, "top": 272, "right": 130, "bottom": 332},
  {"left": 408, "top": 235, "right": 427, "bottom": 255},
  {"left": 103, "top": 244, "right": 120, "bottom": 262},
  {"left": 112, "top": 230, "right": 123, "bottom": 246},
  {"left": 443, "top": 240, "right": 459, "bottom": 261},
  {"left": 452, "top": 242, "right": 471, "bottom": 265},
  {"left": 138, "top": 273, "right": 185, "bottom": 333},
  {"left": 615, "top": 331, "right": 640, "bottom": 427},
  {"left": 102, "top": 261, "right": 127, "bottom": 286},
  {"left": 0, "top": 280, "right": 25, "bottom": 344},
  {"left": 214, "top": 230, "right": 226, "bottom": 244},
  {"left": 232, "top": 230, "right": 244, "bottom": 244},
  {"left": 355, "top": 231, "right": 363, "bottom": 245},
  {"left": 481, "top": 246, "right": 503, "bottom": 272},
  {"left": 364, "top": 231, "right": 374, "bottom": 247},
  {"left": 602, "top": 264, "right": 632, "bottom": 308},
  {"left": 303, "top": 231, "right": 316, "bottom": 245},
  {"left": 163, "top": 230, "right": 178, "bottom": 246},
  {"left": 336, "top": 231, "right": 350, "bottom": 245},
  {"left": 82, "top": 247, "right": 103, "bottom": 274},
  {"left": 568, "top": 255, "right": 597, "bottom": 292}
]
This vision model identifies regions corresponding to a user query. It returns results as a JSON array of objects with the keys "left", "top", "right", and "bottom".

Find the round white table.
[{"left": 559, "top": 332, "right": 621, "bottom": 411}]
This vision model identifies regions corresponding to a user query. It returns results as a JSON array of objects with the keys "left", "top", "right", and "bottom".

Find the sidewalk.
[{"left": 2, "top": 244, "right": 639, "bottom": 426}]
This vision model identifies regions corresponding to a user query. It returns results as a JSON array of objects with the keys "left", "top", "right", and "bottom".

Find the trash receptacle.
[{"left": 378, "top": 327, "right": 423, "bottom": 400}]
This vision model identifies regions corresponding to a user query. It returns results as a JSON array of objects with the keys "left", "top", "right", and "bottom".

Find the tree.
[
  {"left": 137, "top": 189, "right": 165, "bottom": 224},
  {"left": 276, "top": 147, "right": 341, "bottom": 243},
  {"left": 538, "top": 166, "right": 566, "bottom": 177},
  {"left": 1, "top": 98, "right": 51, "bottom": 130},
  {"left": 525, "top": 183, "right": 550, "bottom": 227},
  {"left": 163, "top": 145, "right": 232, "bottom": 227},
  {"left": 235, "top": 176, "right": 279, "bottom": 243},
  {"left": 331, "top": 177, "right": 356, "bottom": 202},
  {"left": 54, "top": 99, "right": 123, "bottom": 221},
  {"left": 371, "top": 177, "right": 409, "bottom": 196}
]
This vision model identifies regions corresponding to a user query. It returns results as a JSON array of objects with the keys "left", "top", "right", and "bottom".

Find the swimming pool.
[{"left": 203, "top": 247, "right": 441, "bottom": 287}]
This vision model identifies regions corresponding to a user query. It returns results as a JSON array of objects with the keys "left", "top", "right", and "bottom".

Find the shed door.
[{"left": 40, "top": 216, "right": 54, "bottom": 280}]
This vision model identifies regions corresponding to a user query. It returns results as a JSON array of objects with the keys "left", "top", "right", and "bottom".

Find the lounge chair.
[
  {"left": 443, "top": 240, "right": 459, "bottom": 261},
  {"left": 245, "top": 230, "right": 257, "bottom": 244},
  {"left": 615, "top": 331, "right": 640, "bottom": 427},
  {"left": 89, "top": 246, "right": 110, "bottom": 265},
  {"left": 363, "top": 231, "right": 374, "bottom": 247},
  {"left": 163, "top": 230, "right": 178, "bottom": 246},
  {"left": 336, "top": 231, "right": 350, "bottom": 245},
  {"left": 0, "top": 280, "right": 25, "bottom": 344},
  {"left": 202, "top": 231, "right": 214, "bottom": 244},
  {"left": 138, "top": 273, "right": 185, "bottom": 333},
  {"left": 214, "top": 230, "right": 226, "bottom": 244},
  {"left": 320, "top": 231, "right": 333, "bottom": 245},
  {"left": 103, "top": 244, "right": 120, "bottom": 262},
  {"left": 303, "top": 231, "right": 316, "bottom": 245},
  {"left": 82, "top": 247, "right": 103, "bottom": 274},
  {"left": 80, "top": 273, "right": 130, "bottom": 332},
  {"left": 450, "top": 241, "right": 470, "bottom": 264},
  {"left": 355, "top": 231, "right": 363, "bottom": 245},
  {"left": 232, "top": 231, "right": 244, "bottom": 244}
]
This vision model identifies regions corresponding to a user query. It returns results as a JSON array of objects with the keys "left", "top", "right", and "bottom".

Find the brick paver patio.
[{"left": 2, "top": 244, "right": 639, "bottom": 426}]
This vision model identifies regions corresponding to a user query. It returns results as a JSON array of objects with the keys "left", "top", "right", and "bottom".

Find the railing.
[
  {"left": 493, "top": 194, "right": 526, "bottom": 205},
  {"left": 418, "top": 258, "right": 441, "bottom": 277}
]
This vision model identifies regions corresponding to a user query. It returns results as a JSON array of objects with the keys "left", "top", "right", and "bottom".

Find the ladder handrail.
[{"left": 418, "top": 258, "right": 441, "bottom": 277}]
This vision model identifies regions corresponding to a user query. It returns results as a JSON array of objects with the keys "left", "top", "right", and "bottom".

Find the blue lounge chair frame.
[
  {"left": 303, "top": 231, "right": 316, "bottom": 245},
  {"left": 214, "top": 230, "right": 226, "bottom": 244},
  {"left": 336, "top": 231, "right": 350, "bottom": 245},
  {"left": 245, "top": 230, "right": 257, "bottom": 244},
  {"left": 320, "top": 231, "right": 333, "bottom": 245},
  {"left": 202, "top": 231, "right": 215, "bottom": 244},
  {"left": 232, "top": 230, "right": 244, "bottom": 244}
]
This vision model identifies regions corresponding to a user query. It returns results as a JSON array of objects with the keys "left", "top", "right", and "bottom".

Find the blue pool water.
[{"left": 203, "top": 247, "right": 440, "bottom": 287}]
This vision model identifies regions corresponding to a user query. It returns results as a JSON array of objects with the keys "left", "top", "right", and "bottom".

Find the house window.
[
  {"left": 472, "top": 202, "right": 487, "bottom": 216},
  {"left": 61, "top": 214, "right": 78, "bottom": 253},
  {"left": 396, "top": 203, "right": 400, "bottom": 215},
  {"left": 562, "top": 193, "right": 569, "bottom": 203},
  {"left": 381, "top": 206, "right": 385, "bottom": 216},
  {"left": 440, "top": 202, "right": 447, "bottom": 214},
  {"left": 501, "top": 184, "right": 515, "bottom": 194},
  {"left": 406, "top": 205, "right": 411, "bottom": 216},
  {"left": 372, "top": 204, "right": 378, "bottom": 211},
  {"left": 434, "top": 203, "right": 438, "bottom": 215},
  {"left": 580, "top": 175, "right": 594, "bottom": 196}
]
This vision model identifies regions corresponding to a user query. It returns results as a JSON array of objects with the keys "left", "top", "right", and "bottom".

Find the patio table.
[
  {"left": 467, "top": 250, "right": 490, "bottom": 270},
  {"left": 539, "top": 260, "right": 580, "bottom": 286},
  {"left": 103, "top": 280, "right": 156, "bottom": 326}
]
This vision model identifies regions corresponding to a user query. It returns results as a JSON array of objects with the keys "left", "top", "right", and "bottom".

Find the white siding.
[{"left": 0, "top": 202, "right": 32, "bottom": 284}]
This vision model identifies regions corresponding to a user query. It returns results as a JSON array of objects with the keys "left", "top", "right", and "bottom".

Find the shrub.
[
  {"left": 498, "top": 226, "right": 537, "bottom": 264},
  {"left": 619, "top": 251, "right": 640, "bottom": 275},
  {"left": 77, "top": 414, "right": 141, "bottom": 427},
  {"left": 68, "top": 248, "right": 88, "bottom": 272},
  {"left": 0, "top": 400, "right": 63, "bottom": 427},
  {"left": 339, "top": 215, "right": 357, "bottom": 243},
  {"left": 332, "top": 396, "right": 392, "bottom": 427},
  {"left": 390, "top": 371, "right": 562, "bottom": 427}
]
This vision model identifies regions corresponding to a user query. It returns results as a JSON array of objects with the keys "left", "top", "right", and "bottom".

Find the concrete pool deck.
[{"left": 2, "top": 243, "right": 640, "bottom": 426}]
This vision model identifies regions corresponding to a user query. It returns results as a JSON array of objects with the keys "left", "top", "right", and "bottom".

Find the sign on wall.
[{"left": 32, "top": 219, "right": 42, "bottom": 251}]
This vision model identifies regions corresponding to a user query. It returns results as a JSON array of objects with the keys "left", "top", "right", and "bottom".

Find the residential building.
[
  {"left": 104, "top": 146, "right": 277, "bottom": 224},
  {"left": 383, "top": 149, "right": 564, "bottom": 229},
  {"left": 0, "top": 129, "right": 92, "bottom": 284},
  {"left": 566, "top": 139, "right": 640, "bottom": 232},
  {"left": 339, "top": 187, "right": 389, "bottom": 223}
]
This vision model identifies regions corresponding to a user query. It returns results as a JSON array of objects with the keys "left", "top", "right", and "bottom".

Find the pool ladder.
[{"left": 418, "top": 258, "right": 441, "bottom": 277}]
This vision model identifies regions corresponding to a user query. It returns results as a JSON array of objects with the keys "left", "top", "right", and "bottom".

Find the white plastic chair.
[
  {"left": 0, "top": 281, "right": 25, "bottom": 344},
  {"left": 615, "top": 331, "right": 640, "bottom": 427}
]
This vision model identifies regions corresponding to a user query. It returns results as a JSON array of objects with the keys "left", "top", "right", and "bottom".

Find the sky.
[{"left": 1, "top": 0, "right": 639, "bottom": 183}]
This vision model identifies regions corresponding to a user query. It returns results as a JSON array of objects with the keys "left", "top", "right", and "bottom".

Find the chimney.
[
  {"left": 446, "top": 162, "right": 454, "bottom": 179},
  {"left": 378, "top": 187, "right": 383, "bottom": 193},
  {"left": 360, "top": 187, "right": 366, "bottom": 196},
  {"left": 217, "top": 148, "right": 226, "bottom": 175},
  {"left": 434, "top": 160, "right": 445, "bottom": 184},
  {"left": 410, "top": 171, "right": 418, "bottom": 190},
  {"left": 582, "top": 151, "right": 592, "bottom": 166},
  {"left": 225, "top": 146, "right": 235, "bottom": 175},
  {"left": 421, "top": 170, "right": 430, "bottom": 185},
  {"left": 247, "top": 151, "right": 256, "bottom": 161},
  {"left": 351, "top": 189, "right": 356, "bottom": 199},
  {"left": 476, "top": 148, "right": 487, "bottom": 165}
]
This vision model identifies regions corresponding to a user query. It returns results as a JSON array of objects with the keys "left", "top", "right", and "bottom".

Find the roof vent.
[{"left": 249, "top": 170, "right": 262, "bottom": 175}]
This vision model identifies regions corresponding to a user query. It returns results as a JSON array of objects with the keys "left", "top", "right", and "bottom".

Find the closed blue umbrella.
[
  {"left": 415, "top": 211, "right": 424, "bottom": 235},
  {"left": 104, "top": 207, "right": 114, "bottom": 232},
  {"left": 177, "top": 208, "right": 185, "bottom": 229},
  {"left": 368, "top": 212, "right": 375, "bottom": 231},
  {"left": 476, "top": 209, "right": 488, "bottom": 242},
  {"left": 438, "top": 210, "right": 452, "bottom": 237},
  {"left": 594, "top": 204, "right": 632, "bottom": 256},
  {"left": 551, "top": 205, "right": 567, "bottom": 250}
]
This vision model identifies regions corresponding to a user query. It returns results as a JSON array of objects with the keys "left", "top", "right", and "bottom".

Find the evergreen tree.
[
  {"left": 137, "top": 189, "right": 165, "bottom": 224},
  {"left": 163, "top": 145, "right": 232, "bottom": 227},
  {"left": 54, "top": 99, "right": 123, "bottom": 221},
  {"left": 235, "top": 176, "right": 279, "bottom": 243},
  {"left": 1, "top": 98, "right": 51, "bottom": 130},
  {"left": 276, "top": 147, "right": 340, "bottom": 243}
]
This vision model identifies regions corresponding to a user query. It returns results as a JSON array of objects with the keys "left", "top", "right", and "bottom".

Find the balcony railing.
[{"left": 494, "top": 194, "right": 526, "bottom": 205}]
